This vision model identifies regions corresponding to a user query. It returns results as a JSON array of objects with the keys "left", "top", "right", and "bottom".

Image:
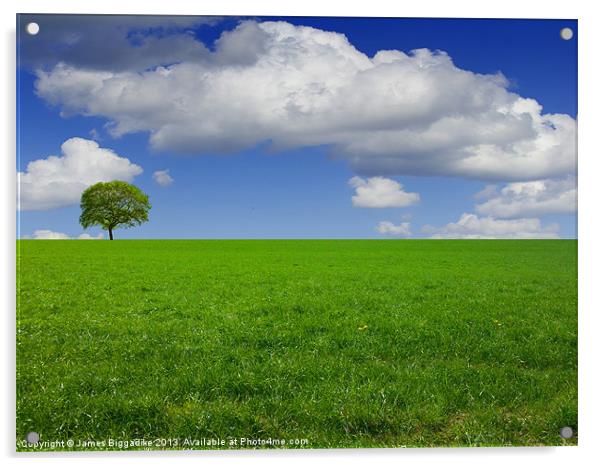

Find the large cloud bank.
[{"left": 34, "top": 20, "right": 576, "bottom": 182}]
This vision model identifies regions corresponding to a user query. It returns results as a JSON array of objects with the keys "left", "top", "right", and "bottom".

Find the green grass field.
[{"left": 16, "top": 239, "right": 577, "bottom": 450}]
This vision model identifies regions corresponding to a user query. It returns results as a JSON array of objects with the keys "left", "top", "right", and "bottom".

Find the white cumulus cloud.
[
  {"left": 77, "top": 232, "right": 105, "bottom": 240},
  {"left": 27, "top": 230, "right": 104, "bottom": 240},
  {"left": 153, "top": 169, "right": 174, "bottom": 187},
  {"left": 349, "top": 176, "right": 419, "bottom": 208},
  {"left": 33, "top": 20, "right": 576, "bottom": 182},
  {"left": 475, "top": 176, "right": 577, "bottom": 219},
  {"left": 29, "top": 229, "right": 71, "bottom": 239},
  {"left": 376, "top": 220, "right": 412, "bottom": 236},
  {"left": 18, "top": 137, "right": 143, "bottom": 211},
  {"left": 423, "top": 213, "right": 560, "bottom": 239}
]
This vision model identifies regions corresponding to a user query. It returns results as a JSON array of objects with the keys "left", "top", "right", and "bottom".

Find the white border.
[{"left": 3, "top": 1, "right": 601, "bottom": 465}]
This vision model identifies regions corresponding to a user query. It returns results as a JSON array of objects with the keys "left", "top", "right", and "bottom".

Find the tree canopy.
[{"left": 79, "top": 181, "right": 151, "bottom": 240}]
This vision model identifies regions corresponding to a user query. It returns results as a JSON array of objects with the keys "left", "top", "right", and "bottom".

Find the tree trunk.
[{"left": 108, "top": 227, "right": 113, "bottom": 240}]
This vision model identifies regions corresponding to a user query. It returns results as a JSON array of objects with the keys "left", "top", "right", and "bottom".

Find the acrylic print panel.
[{"left": 16, "top": 14, "right": 577, "bottom": 451}]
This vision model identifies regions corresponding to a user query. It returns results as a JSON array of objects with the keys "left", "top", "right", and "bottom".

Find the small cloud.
[
  {"left": 376, "top": 220, "right": 412, "bottom": 237},
  {"left": 153, "top": 169, "right": 174, "bottom": 187},
  {"left": 349, "top": 176, "right": 419, "bottom": 208},
  {"left": 30, "top": 229, "right": 71, "bottom": 239},
  {"left": 27, "top": 229, "right": 104, "bottom": 240},
  {"left": 474, "top": 176, "right": 576, "bottom": 219},
  {"left": 18, "top": 137, "right": 143, "bottom": 211},
  {"left": 424, "top": 213, "right": 560, "bottom": 239},
  {"left": 78, "top": 232, "right": 104, "bottom": 240}
]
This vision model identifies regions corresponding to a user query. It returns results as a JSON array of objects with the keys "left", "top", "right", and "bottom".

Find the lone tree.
[{"left": 79, "top": 181, "right": 151, "bottom": 240}]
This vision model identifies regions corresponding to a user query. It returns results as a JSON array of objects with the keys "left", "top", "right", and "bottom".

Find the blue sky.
[{"left": 17, "top": 15, "right": 577, "bottom": 239}]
